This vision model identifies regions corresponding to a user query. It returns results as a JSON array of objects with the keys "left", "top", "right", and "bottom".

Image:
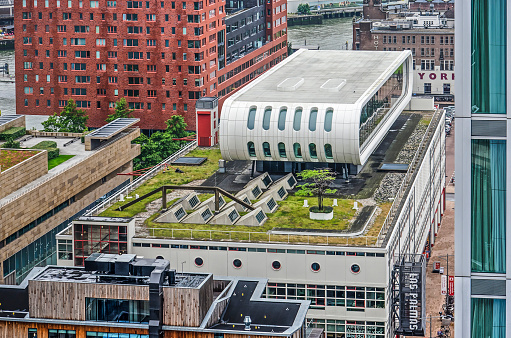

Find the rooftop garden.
[
  {"left": 0, "top": 149, "right": 38, "bottom": 171},
  {"left": 101, "top": 147, "right": 223, "bottom": 218}
]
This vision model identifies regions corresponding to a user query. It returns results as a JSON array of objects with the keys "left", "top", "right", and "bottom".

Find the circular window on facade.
[
  {"left": 311, "top": 262, "right": 320, "bottom": 272},
  {"left": 351, "top": 264, "right": 361, "bottom": 274},
  {"left": 272, "top": 260, "right": 281, "bottom": 271},
  {"left": 194, "top": 257, "right": 204, "bottom": 267},
  {"left": 233, "top": 259, "right": 242, "bottom": 269}
]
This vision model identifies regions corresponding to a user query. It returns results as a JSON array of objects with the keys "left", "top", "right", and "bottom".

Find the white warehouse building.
[{"left": 219, "top": 49, "right": 413, "bottom": 173}]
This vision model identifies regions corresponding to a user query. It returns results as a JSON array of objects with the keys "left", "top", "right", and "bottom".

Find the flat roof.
[
  {"left": 0, "top": 114, "right": 23, "bottom": 127},
  {"left": 234, "top": 49, "right": 409, "bottom": 105},
  {"left": 86, "top": 118, "right": 139, "bottom": 140}
]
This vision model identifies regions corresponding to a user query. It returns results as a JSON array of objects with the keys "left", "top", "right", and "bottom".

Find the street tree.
[{"left": 42, "top": 99, "right": 89, "bottom": 133}]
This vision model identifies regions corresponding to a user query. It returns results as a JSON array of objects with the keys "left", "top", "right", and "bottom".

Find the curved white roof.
[{"left": 220, "top": 49, "right": 413, "bottom": 165}]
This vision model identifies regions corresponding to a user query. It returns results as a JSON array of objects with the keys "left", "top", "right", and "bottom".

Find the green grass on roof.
[
  {"left": 100, "top": 147, "right": 222, "bottom": 218},
  {"left": 48, "top": 155, "right": 75, "bottom": 170}
]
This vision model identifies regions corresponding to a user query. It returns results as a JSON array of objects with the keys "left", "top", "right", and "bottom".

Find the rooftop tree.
[{"left": 295, "top": 168, "right": 337, "bottom": 212}]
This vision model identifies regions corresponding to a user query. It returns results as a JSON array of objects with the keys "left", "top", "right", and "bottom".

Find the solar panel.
[
  {"left": 0, "top": 115, "right": 23, "bottom": 127},
  {"left": 86, "top": 118, "right": 140, "bottom": 140}
]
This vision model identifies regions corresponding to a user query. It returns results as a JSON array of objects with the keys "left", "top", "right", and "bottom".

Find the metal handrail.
[
  {"left": 143, "top": 227, "right": 380, "bottom": 246},
  {"left": 88, "top": 140, "right": 197, "bottom": 216}
]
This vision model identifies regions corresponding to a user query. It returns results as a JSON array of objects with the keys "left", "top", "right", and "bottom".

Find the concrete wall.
[
  {"left": 0, "top": 115, "right": 25, "bottom": 134},
  {"left": 0, "top": 130, "right": 140, "bottom": 281},
  {"left": 0, "top": 149, "right": 47, "bottom": 199}
]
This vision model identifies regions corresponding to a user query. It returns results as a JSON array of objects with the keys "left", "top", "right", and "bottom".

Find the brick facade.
[{"left": 14, "top": 0, "right": 287, "bottom": 130}]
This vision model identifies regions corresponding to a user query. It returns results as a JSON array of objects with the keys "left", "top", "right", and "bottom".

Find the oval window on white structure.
[
  {"left": 278, "top": 107, "right": 287, "bottom": 131},
  {"left": 263, "top": 142, "right": 271, "bottom": 157},
  {"left": 309, "top": 143, "right": 317, "bottom": 159},
  {"left": 247, "top": 106, "right": 256, "bottom": 130},
  {"left": 324, "top": 108, "right": 333, "bottom": 132},
  {"left": 309, "top": 108, "right": 318, "bottom": 131},
  {"left": 247, "top": 142, "right": 256, "bottom": 157},
  {"left": 293, "top": 143, "right": 302, "bottom": 158},
  {"left": 293, "top": 107, "right": 302, "bottom": 131},
  {"left": 278, "top": 142, "right": 287, "bottom": 158},
  {"left": 325, "top": 144, "right": 333, "bottom": 159},
  {"left": 263, "top": 107, "right": 272, "bottom": 130}
]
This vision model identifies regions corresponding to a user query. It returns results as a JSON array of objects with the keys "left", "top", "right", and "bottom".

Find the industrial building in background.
[
  {"left": 14, "top": 0, "right": 288, "bottom": 130},
  {"left": 0, "top": 253, "right": 311, "bottom": 338},
  {"left": 353, "top": 0, "right": 455, "bottom": 104},
  {"left": 454, "top": 0, "right": 508, "bottom": 336}
]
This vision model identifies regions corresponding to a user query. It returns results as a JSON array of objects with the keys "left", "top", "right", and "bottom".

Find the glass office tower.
[{"left": 455, "top": 0, "right": 509, "bottom": 336}]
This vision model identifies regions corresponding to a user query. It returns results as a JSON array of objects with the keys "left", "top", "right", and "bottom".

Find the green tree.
[
  {"left": 106, "top": 98, "right": 134, "bottom": 123},
  {"left": 132, "top": 116, "right": 189, "bottom": 170},
  {"left": 165, "top": 115, "right": 188, "bottom": 138},
  {"left": 41, "top": 99, "right": 88, "bottom": 133},
  {"left": 295, "top": 169, "right": 337, "bottom": 211},
  {"left": 287, "top": 42, "right": 293, "bottom": 56},
  {"left": 297, "top": 3, "right": 311, "bottom": 15}
]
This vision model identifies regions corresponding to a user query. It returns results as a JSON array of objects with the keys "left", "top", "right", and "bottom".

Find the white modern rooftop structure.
[{"left": 219, "top": 49, "right": 413, "bottom": 169}]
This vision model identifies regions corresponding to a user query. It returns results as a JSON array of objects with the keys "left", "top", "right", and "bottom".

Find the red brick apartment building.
[{"left": 15, "top": 0, "right": 287, "bottom": 130}]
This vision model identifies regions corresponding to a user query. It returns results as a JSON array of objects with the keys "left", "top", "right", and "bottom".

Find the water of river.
[
  {"left": 0, "top": 49, "right": 15, "bottom": 115},
  {"left": 287, "top": 17, "right": 354, "bottom": 51},
  {"left": 0, "top": 18, "right": 353, "bottom": 115}
]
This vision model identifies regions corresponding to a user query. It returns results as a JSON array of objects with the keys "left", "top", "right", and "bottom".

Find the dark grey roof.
[{"left": 85, "top": 118, "right": 139, "bottom": 140}]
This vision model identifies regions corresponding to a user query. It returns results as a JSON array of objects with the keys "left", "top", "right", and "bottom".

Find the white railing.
[
  {"left": 88, "top": 140, "right": 198, "bottom": 216},
  {"left": 143, "top": 227, "right": 379, "bottom": 246},
  {"left": 375, "top": 109, "right": 442, "bottom": 246}
]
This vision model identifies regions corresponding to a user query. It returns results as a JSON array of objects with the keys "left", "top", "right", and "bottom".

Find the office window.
[
  {"left": 293, "top": 107, "right": 302, "bottom": 131},
  {"left": 424, "top": 83, "right": 431, "bottom": 94},
  {"left": 308, "top": 108, "right": 317, "bottom": 131},
  {"left": 48, "top": 330, "right": 75, "bottom": 338},
  {"left": 293, "top": 143, "right": 302, "bottom": 158},
  {"left": 247, "top": 107, "right": 256, "bottom": 130},
  {"left": 247, "top": 142, "right": 256, "bottom": 157},
  {"left": 278, "top": 107, "right": 287, "bottom": 131},
  {"left": 471, "top": 298, "right": 505, "bottom": 337},
  {"left": 262, "top": 107, "right": 271, "bottom": 130},
  {"left": 262, "top": 142, "right": 271, "bottom": 157},
  {"left": 471, "top": 140, "right": 506, "bottom": 273},
  {"left": 471, "top": 0, "right": 506, "bottom": 114},
  {"left": 28, "top": 328, "right": 37, "bottom": 338},
  {"left": 278, "top": 142, "right": 286, "bottom": 158},
  {"left": 85, "top": 298, "right": 149, "bottom": 323}
]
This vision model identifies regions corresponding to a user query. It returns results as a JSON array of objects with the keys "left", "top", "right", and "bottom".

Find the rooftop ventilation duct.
[{"left": 277, "top": 77, "right": 304, "bottom": 92}]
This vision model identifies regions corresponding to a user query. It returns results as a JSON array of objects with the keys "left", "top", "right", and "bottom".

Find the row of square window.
[
  {"left": 381, "top": 35, "right": 453, "bottom": 45},
  {"left": 309, "top": 319, "right": 385, "bottom": 337},
  {"left": 22, "top": 99, "right": 192, "bottom": 111},
  {"left": 132, "top": 242, "right": 385, "bottom": 257},
  {"left": 264, "top": 284, "right": 385, "bottom": 310},
  {"left": 22, "top": 11, "right": 221, "bottom": 24}
]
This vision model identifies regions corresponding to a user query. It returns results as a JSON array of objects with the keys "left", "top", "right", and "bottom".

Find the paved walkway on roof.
[{"left": 421, "top": 121, "right": 455, "bottom": 337}]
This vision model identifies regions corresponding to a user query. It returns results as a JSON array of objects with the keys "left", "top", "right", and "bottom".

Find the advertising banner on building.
[
  {"left": 393, "top": 255, "right": 426, "bottom": 336},
  {"left": 448, "top": 276, "right": 454, "bottom": 296},
  {"left": 441, "top": 275, "right": 447, "bottom": 295}
]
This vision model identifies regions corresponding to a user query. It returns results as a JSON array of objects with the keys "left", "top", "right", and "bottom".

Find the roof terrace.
[{"left": 99, "top": 110, "right": 441, "bottom": 247}]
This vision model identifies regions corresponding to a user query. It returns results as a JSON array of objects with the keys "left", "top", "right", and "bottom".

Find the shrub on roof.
[
  {"left": 0, "top": 127, "right": 26, "bottom": 141},
  {"left": 31, "top": 141, "right": 59, "bottom": 160}
]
